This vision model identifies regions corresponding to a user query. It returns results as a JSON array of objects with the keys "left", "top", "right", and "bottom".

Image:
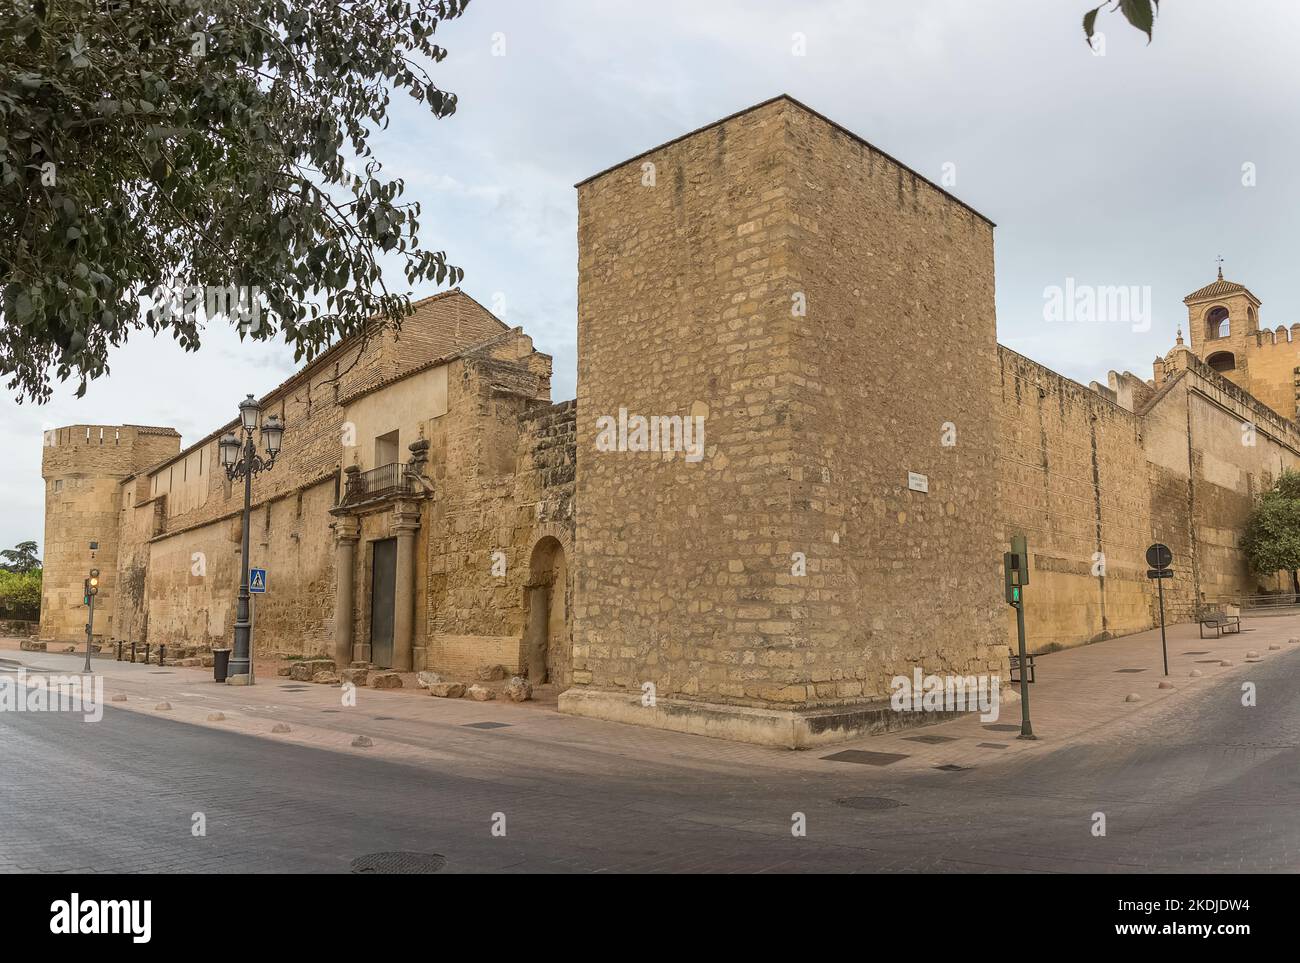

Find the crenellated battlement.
[{"left": 1251, "top": 323, "right": 1300, "bottom": 347}]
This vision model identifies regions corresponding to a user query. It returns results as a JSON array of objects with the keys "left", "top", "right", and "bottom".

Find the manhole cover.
[
  {"left": 462, "top": 721, "right": 511, "bottom": 729},
  {"left": 983, "top": 724, "right": 1019, "bottom": 732},
  {"left": 934, "top": 764, "right": 971, "bottom": 772},
  {"left": 835, "top": 796, "right": 904, "bottom": 812},
  {"left": 821, "top": 749, "right": 908, "bottom": 766},
  {"left": 372, "top": 716, "right": 396, "bottom": 721},
  {"left": 350, "top": 852, "right": 446, "bottom": 874},
  {"left": 976, "top": 742, "right": 1009, "bottom": 749},
  {"left": 903, "top": 734, "right": 958, "bottom": 744},
  {"left": 1114, "top": 668, "right": 1146, "bottom": 673}
]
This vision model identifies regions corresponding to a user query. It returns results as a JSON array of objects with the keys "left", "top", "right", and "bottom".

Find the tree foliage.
[
  {"left": 0, "top": 539, "right": 41, "bottom": 573},
  {"left": 1084, "top": 1, "right": 1159, "bottom": 47},
  {"left": 0, "top": 569, "right": 41, "bottom": 620},
  {"left": 1, "top": 0, "right": 470, "bottom": 403},
  {"left": 1242, "top": 470, "right": 1300, "bottom": 594}
]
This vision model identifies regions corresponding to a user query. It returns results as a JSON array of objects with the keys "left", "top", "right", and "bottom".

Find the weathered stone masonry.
[{"left": 39, "top": 94, "right": 1300, "bottom": 747}]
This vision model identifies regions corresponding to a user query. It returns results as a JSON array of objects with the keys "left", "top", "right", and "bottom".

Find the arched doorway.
[
  {"left": 1206, "top": 350, "right": 1236, "bottom": 373},
  {"left": 523, "top": 537, "right": 570, "bottom": 686}
]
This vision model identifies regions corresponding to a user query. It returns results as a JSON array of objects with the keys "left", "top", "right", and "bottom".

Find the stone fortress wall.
[
  {"left": 36, "top": 94, "right": 1300, "bottom": 746},
  {"left": 39, "top": 292, "right": 577, "bottom": 689}
]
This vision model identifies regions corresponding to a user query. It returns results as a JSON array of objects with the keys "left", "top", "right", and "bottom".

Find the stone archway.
[{"left": 523, "top": 536, "right": 570, "bottom": 686}]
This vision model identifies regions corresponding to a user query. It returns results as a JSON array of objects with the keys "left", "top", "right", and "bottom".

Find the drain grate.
[
  {"left": 934, "top": 764, "right": 971, "bottom": 772},
  {"left": 461, "top": 721, "right": 511, "bottom": 730},
  {"left": 350, "top": 852, "right": 446, "bottom": 874},
  {"left": 976, "top": 742, "right": 1009, "bottom": 749},
  {"left": 903, "top": 734, "right": 958, "bottom": 744},
  {"left": 1114, "top": 668, "right": 1146, "bottom": 673},
  {"left": 835, "top": 796, "right": 904, "bottom": 812},
  {"left": 822, "top": 749, "right": 908, "bottom": 766},
  {"left": 1182, "top": 651, "right": 1211, "bottom": 655},
  {"left": 983, "top": 723, "right": 1019, "bottom": 732}
]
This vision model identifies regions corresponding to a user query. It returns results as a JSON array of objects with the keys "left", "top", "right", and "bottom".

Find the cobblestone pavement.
[{"left": 2, "top": 619, "right": 1298, "bottom": 872}]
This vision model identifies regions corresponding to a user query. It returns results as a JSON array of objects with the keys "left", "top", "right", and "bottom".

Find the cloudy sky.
[{"left": 6, "top": 0, "right": 1300, "bottom": 554}]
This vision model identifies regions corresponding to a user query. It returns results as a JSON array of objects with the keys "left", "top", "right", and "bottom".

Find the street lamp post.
[{"left": 219, "top": 395, "right": 285, "bottom": 682}]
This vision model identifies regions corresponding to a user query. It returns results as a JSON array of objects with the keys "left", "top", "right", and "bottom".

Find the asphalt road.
[{"left": 2, "top": 650, "right": 1297, "bottom": 873}]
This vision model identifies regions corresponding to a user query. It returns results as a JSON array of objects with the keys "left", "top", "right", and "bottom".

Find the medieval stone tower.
[
  {"left": 1184, "top": 267, "right": 1300, "bottom": 421},
  {"left": 40, "top": 424, "right": 181, "bottom": 644},
  {"left": 563, "top": 95, "right": 1004, "bottom": 745}
]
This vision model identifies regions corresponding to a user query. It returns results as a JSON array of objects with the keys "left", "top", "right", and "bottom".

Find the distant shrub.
[{"left": 0, "top": 569, "right": 42, "bottom": 621}]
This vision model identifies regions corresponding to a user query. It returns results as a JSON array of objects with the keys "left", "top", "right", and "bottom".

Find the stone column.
[
  {"left": 333, "top": 516, "right": 360, "bottom": 667},
  {"left": 392, "top": 500, "right": 421, "bottom": 672}
]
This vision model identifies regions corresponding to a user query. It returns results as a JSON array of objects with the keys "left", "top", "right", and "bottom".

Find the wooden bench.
[{"left": 1198, "top": 611, "right": 1242, "bottom": 638}]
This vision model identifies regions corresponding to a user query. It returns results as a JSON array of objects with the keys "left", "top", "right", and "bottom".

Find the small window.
[{"left": 53, "top": 479, "right": 63, "bottom": 493}]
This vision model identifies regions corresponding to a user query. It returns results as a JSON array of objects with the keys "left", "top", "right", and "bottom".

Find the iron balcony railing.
[{"left": 342, "top": 462, "right": 410, "bottom": 504}]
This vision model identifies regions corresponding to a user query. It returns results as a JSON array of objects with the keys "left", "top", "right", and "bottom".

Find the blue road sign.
[{"left": 249, "top": 567, "right": 267, "bottom": 594}]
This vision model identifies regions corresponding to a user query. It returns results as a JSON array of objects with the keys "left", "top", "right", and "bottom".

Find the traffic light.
[
  {"left": 1010, "top": 535, "right": 1029, "bottom": 585},
  {"left": 1003, "top": 551, "right": 1025, "bottom": 606},
  {"left": 87, "top": 568, "right": 99, "bottom": 597}
]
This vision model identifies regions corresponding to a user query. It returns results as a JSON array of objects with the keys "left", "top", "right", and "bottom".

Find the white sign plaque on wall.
[{"left": 907, "top": 471, "right": 929, "bottom": 493}]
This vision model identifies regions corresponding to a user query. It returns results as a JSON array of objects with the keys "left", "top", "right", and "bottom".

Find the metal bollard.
[
  {"left": 159, "top": 643, "right": 166, "bottom": 666},
  {"left": 116, "top": 640, "right": 123, "bottom": 662},
  {"left": 144, "top": 643, "right": 150, "bottom": 665},
  {"left": 130, "top": 641, "right": 136, "bottom": 663}
]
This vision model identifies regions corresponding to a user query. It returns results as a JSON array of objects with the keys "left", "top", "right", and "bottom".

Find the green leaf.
[
  {"left": 1083, "top": 6, "right": 1101, "bottom": 42},
  {"left": 1118, "top": 0, "right": 1155, "bottom": 42}
]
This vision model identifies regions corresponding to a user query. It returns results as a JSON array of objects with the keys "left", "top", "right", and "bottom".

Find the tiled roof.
[{"left": 1184, "top": 277, "right": 1252, "bottom": 302}]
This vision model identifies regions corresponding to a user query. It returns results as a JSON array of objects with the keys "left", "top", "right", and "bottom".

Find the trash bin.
[{"left": 212, "top": 648, "right": 232, "bottom": 683}]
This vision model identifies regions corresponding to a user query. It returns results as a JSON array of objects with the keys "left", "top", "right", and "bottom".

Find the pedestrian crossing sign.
[{"left": 249, "top": 567, "right": 267, "bottom": 594}]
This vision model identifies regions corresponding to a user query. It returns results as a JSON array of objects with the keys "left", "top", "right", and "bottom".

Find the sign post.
[
  {"left": 1004, "top": 535, "right": 1035, "bottom": 740},
  {"left": 1145, "top": 543, "right": 1174, "bottom": 676},
  {"left": 248, "top": 567, "right": 266, "bottom": 685}
]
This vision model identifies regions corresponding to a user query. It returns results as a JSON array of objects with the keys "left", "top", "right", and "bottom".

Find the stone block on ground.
[
  {"left": 277, "top": 665, "right": 294, "bottom": 677},
  {"left": 428, "top": 682, "right": 465, "bottom": 698},
  {"left": 476, "top": 664, "right": 506, "bottom": 682},
  {"left": 505, "top": 676, "right": 532, "bottom": 702},
  {"left": 289, "top": 662, "right": 315, "bottom": 682},
  {"left": 19, "top": 640, "right": 46, "bottom": 651},
  {"left": 312, "top": 670, "right": 341, "bottom": 684},
  {"left": 371, "top": 672, "right": 403, "bottom": 690},
  {"left": 467, "top": 683, "right": 495, "bottom": 702},
  {"left": 341, "top": 667, "right": 369, "bottom": 686},
  {"left": 416, "top": 670, "right": 444, "bottom": 688}
]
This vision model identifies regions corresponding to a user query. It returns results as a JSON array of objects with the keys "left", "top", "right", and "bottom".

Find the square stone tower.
[
  {"left": 562, "top": 96, "right": 1004, "bottom": 747},
  {"left": 40, "top": 424, "right": 181, "bottom": 643},
  {"left": 1183, "top": 270, "right": 1260, "bottom": 391}
]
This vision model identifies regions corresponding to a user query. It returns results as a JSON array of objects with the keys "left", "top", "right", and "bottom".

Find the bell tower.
[{"left": 1183, "top": 260, "right": 1259, "bottom": 392}]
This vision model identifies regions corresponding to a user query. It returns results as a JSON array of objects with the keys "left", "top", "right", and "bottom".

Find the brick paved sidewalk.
[{"left": 3, "top": 613, "right": 1297, "bottom": 777}]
